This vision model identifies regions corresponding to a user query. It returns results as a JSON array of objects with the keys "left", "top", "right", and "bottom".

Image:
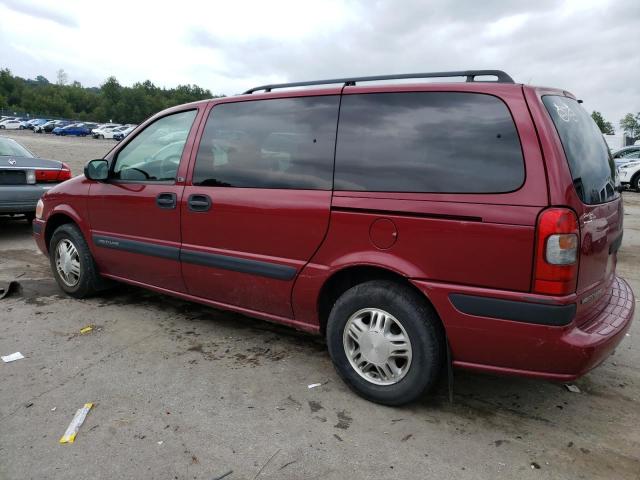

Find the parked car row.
[{"left": 0, "top": 116, "right": 137, "bottom": 140}]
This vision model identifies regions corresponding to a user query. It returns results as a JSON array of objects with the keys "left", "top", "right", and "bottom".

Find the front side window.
[
  {"left": 334, "top": 92, "right": 525, "bottom": 193},
  {"left": 542, "top": 96, "right": 618, "bottom": 204},
  {"left": 192, "top": 96, "right": 339, "bottom": 189},
  {"left": 113, "top": 110, "right": 197, "bottom": 182}
]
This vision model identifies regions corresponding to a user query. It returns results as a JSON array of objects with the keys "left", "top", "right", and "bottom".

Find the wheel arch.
[
  {"left": 44, "top": 212, "right": 79, "bottom": 252},
  {"left": 316, "top": 265, "right": 446, "bottom": 338}
]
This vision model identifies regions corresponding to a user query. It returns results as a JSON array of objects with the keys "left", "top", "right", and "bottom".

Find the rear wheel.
[
  {"left": 326, "top": 280, "right": 444, "bottom": 406},
  {"left": 632, "top": 173, "right": 640, "bottom": 193},
  {"left": 49, "top": 224, "right": 104, "bottom": 298}
]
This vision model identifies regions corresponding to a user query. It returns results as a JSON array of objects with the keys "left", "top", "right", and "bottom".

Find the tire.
[
  {"left": 632, "top": 173, "right": 640, "bottom": 193},
  {"left": 99, "top": 134, "right": 104, "bottom": 139},
  {"left": 49, "top": 224, "right": 104, "bottom": 298},
  {"left": 326, "top": 280, "right": 444, "bottom": 406}
]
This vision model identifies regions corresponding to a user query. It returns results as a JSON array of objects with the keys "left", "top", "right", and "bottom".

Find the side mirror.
[{"left": 84, "top": 159, "right": 109, "bottom": 181}]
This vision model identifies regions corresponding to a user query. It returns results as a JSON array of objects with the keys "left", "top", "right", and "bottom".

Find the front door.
[
  {"left": 181, "top": 95, "right": 340, "bottom": 318},
  {"left": 87, "top": 109, "right": 200, "bottom": 292}
]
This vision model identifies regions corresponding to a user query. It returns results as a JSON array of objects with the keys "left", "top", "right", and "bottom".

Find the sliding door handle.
[{"left": 188, "top": 194, "right": 212, "bottom": 212}]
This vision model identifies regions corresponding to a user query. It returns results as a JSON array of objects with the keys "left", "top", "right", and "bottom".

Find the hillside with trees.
[{"left": 0, "top": 68, "right": 217, "bottom": 124}]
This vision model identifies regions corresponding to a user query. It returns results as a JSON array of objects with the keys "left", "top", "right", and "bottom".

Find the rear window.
[
  {"left": 542, "top": 95, "right": 618, "bottom": 205},
  {"left": 334, "top": 92, "right": 525, "bottom": 193}
]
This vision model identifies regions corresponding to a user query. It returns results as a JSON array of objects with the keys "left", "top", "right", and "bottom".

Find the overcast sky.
[{"left": 1, "top": 0, "right": 638, "bottom": 128}]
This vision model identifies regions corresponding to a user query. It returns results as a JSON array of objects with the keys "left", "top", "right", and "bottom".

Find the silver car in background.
[{"left": 0, "top": 136, "right": 72, "bottom": 221}]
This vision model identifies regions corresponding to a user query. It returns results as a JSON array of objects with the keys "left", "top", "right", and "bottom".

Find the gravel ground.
[
  {"left": 1, "top": 129, "right": 116, "bottom": 174},
  {"left": 0, "top": 132, "right": 639, "bottom": 479}
]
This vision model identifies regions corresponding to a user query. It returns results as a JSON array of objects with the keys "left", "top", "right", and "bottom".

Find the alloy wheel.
[
  {"left": 55, "top": 239, "right": 81, "bottom": 287},
  {"left": 343, "top": 308, "right": 412, "bottom": 386}
]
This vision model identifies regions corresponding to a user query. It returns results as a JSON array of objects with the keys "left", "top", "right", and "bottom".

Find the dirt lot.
[{"left": 1, "top": 131, "right": 639, "bottom": 479}]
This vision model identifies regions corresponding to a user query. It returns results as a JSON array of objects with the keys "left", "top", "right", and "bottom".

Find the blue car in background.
[
  {"left": 54, "top": 122, "right": 99, "bottom": 136},
  {"left": 25, "top": 119, "right": 49, "bottom": 130},
  {"left": 19, "top": 119, "right": 46, "bottom": 130}
]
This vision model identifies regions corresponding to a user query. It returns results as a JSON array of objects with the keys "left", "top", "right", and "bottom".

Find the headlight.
[{"left": 35, "top": 199, "right": 44, "bottom": 219}]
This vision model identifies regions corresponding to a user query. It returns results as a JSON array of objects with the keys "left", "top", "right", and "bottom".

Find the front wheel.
[
  {"left": 326, "top": 280, "right": 444, "bottom": 406},
  {"left": 49, "top": 224, "right": 104, "bottom": 298},
  {"left": 633, "top": 174, "right": 640, "bottom": 193}
]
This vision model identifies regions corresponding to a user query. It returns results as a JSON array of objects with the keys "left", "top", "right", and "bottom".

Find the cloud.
[
  {"left": 0, "top": 0, "right": 78, "bottom": 28},
  {"left": 184, "top": 0, "right": 639, "bottom": 126}
]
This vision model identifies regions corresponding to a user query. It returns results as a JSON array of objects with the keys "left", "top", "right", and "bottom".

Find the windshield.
[
  {"left": 543, "top": 95, "right": 618, "bottom": 205},
  {"left": 0, "top": 137, "right": 35, "bottom": 157}
]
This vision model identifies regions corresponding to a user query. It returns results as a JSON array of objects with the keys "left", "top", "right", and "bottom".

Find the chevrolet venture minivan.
[{"left": 33, "top": 70, "right": 635, "bottom": 405}]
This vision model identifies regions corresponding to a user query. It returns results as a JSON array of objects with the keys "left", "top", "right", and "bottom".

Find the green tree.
[
  {"left": 620, "top": 113, "right": 640, "bottom": 140},
  {"left": 591, "top": 111, "right": 614, "bottom": 135},
  {"left": 0, "top": 68, "right": 215, "bottom": 123}
]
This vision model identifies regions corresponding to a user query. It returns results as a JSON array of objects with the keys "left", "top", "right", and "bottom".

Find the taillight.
[
  {"left": 34, "top": 162, "right": 72, "bottom": 183},
  {"left": 57, "top": 162, "right": 72, "bottom": 181},
  {"left": 533, "top": 208, "right": 579, "bottom": 295}
]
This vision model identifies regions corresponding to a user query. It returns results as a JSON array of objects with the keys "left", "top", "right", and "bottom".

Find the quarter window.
[
  {"left": 334, "top": 92, "right": 525, "bottom": 193},
  {"left": 113, "top": 110, "right": 196, "bottom": 182},
  {"left": 192, "top": 96, "right": 339, "bottom": 190}
]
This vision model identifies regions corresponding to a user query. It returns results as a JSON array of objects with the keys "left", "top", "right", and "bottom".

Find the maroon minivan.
[{"left": 33, "top": 70, "right": 635, "bottom": 405}]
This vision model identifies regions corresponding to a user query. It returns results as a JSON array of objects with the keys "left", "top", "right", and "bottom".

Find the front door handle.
[
  {"left": 156, "top": 192, "right": 177, "bottom": 209},
  {"left": 188, "top": 194, "right": 212, "bottom": 212}
]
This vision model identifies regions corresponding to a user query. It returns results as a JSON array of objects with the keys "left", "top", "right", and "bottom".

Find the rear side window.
[
  {"left": 193, "top": 96, "right": 339, "bottom": 190},
  {"left": 542, "top": 96, "right": 618, "bottom": 205},
  {"left": 334, "top": 92, "right": 524, "bottom": 193}
]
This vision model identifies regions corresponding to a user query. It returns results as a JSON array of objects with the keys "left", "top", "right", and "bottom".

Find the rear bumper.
[
  {"left": 412, "top": 275, "right": 635, "bottom": 381},
  {"left": 0, "top": 185, "right": 51, "bottom": 213}
]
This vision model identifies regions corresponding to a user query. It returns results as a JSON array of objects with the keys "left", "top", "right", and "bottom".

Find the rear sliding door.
[{"left": 180, "top": 95, "right": 340, "bottom": 318}]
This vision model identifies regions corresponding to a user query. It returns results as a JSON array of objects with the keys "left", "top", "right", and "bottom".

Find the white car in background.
[
  {"left": 92, "top": 124, "right": 121, "bottom": 139},
  {"left": 0, "top": 118, "right": 23, "bottom": 130},
  {"left": 619, "top": 160, "right": 640, "bottom": 192},
  {"left": 99, "top": 125, "right": 129, "bottom": 139},
  {"left": 112, "top": 125, "right": 137, "bottom": 141}
]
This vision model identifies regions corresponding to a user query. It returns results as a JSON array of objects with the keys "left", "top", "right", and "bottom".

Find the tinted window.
[
  {"left": 542, "top": 96, "right": 618, "bottom": 205},
  {"left": 113, "top": 110, "right": 196, "bottom": 182},
  {"left": 334, "top": 92, "right": 524, "bottom": 193},
  {"left": 193, "top": 96, "right": 339, "bottom": 189}
]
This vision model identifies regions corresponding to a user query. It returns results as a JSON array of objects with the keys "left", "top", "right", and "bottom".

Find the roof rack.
[{"left": 243, "top": 70, "right": 514, "bottom": 94}]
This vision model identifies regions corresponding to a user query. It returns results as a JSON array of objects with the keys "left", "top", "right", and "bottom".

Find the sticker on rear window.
[{"left": 553, "top": 101, "right": 578, "bottom": 122}]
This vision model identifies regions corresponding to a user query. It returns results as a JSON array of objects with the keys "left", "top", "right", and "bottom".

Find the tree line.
[
  {"left": 0, "top": 68, "right": 218, "bottom": 124},
  {"left": 1, "top": 67, "right": 638, "bottom": 139}
]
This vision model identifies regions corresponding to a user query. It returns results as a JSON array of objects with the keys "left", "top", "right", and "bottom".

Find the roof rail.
[{"left": 243, "top": 70, "right": 514, "bottom": 94}]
